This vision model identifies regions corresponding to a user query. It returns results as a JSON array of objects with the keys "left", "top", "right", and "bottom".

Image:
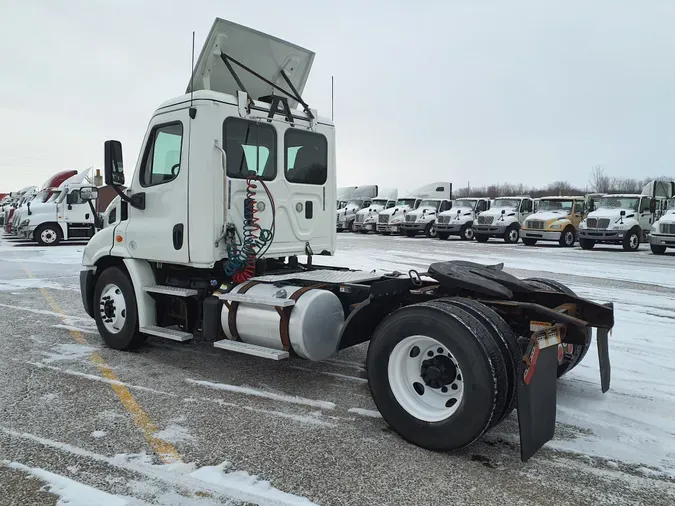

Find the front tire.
[
  {"left": 34, "top": 224, "right": 62, "bottom": 246},
  {"left": 460, "top": 224, "right": 474, "bottom": 241},
  {"left": 559, "top": 227, "right": 576, "bottom": 247},
  {"left": 504, "top": 225, "right": 519, "bottom": 244},
  {"left": 425, "top": 222, "right": 437, "bottom": 238},
  {"left": 367, "top": 302, "right": 508, "bottom": 451},
  {"left": 437, "top": 232, "right": 450, "bottom": 240},
  {"left": 475, "top": 233, "right": 489, "bottom": 243},
  {"left": 579, "top": 238, "right": 595, "bottom": 250},
  {"left": 651, "top": 243, "right": 667, "bottom": 255},
  {"left": 404, "top": 230, "right": 416, "bottom": 237},
  {"left": 522, "top": 238, "right": 537, "bottom": 246},
  {"left": 622, "top": 229, "right": 640, "bottom": 251},
  {"left": 347, "top": 220, "right": 355, "bottom": 232},
  {"left": 93, "top": 266, "right": 145, "bottom": 350}
]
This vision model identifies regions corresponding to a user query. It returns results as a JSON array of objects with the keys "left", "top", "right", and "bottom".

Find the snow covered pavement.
[{"left": 0, "top": 233, "right": 674, "bottom": 505}]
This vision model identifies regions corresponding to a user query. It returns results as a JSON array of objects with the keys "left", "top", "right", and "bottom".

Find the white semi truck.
[
  {"left": 77, "top": 17, "right": 615, "bottom": 462},
  {"left": 578, "top": 181, "right": 674, "bottom": 251},
  {"left": 352, "top": 188, "right": 398, "bottom": 233},
  {"left": 436, "top": 197, "right": 491, "bottom": 241},
  {"left": 649, "top": 196, "right": 675, "bottom": 254},
  {"left": 336, "top": 185, "right": 378, "bottom": 232},
  {"left": 376, "top": 183, "right": 450, "bottom": 235},
  {"left": 472, "top": 196, "right": 535, "bottom": 244},
  {"left": 400, "top": 183, "right": 453, "bottom": 238},
  {"left": 14, "top": 170, "right": 102, "bottom": 245}
]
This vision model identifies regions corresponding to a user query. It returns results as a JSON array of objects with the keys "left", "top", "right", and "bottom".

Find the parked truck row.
[{"left": 337, "top": 182, "right": 675, "bottom": 254}]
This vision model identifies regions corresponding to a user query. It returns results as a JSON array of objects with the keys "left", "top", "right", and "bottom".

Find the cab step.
[
  {"left": 213, "top": 339, "right": 289, "bottom": 360},
  {"left": 218, "top": 292, "right": 295, "bottom": 308},
  {"left": 143, "top": 285, "right": 198, "bottom": 297},
  {"left": 140, "top": 325, "right": 193, "bottom": 342}
]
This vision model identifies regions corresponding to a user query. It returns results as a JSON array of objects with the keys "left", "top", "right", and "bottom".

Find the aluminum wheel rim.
[
  {"left": 388, "top": 335, "right": 465, "bottom": 422},
  {"left": 41, "top": 229, "right": 57, "bottom": 244},
  {"left": 464, "top": 227, "right": 474, "bottom": 240},
  {"left": 509, "top": 229, "right": 518, "bottom": 242},
  {"left": 629, "top": 234, "right": 639, "bottom": 249},
  {"left": 564, "top": 231, "right": 574, "bottom": 245},
  {"left": 429, "top": 225, "right": 437, "bottom": 237},
  {"left": 99, "top": 283, "right": 127, "bottom": 334}
]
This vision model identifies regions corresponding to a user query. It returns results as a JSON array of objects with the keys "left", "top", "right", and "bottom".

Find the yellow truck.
[{"left": 519, "top": 196, "right": 587, "bottom": 247}]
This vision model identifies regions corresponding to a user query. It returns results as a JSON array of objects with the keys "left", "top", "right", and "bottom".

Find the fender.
[{"left": 122, "top": 258, "right": 157, "bottom": 328}]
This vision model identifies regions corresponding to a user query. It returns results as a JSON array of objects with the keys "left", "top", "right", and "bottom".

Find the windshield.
[
  {"left": 346, "top": 199, "right": 363, "bottom": 207},
  {"left": 455, "top": 200, "right": 476, "bottom": 209},
  {"left": 396, "top": 198, "right": 417, "bottom": 207},
  {"left": 418, "top": 200, "right": 439, "bottom": 209},
  {"left": 371, "top": 199, "right": 388, "bottom": 206},
  {"left": 538, "top": 199, "right": 573, "bottom": 212},
  {"left": 493, "top": 199, "right": 519, "bottom": 208},
  {"left": 598, "top": 197, "right": 639, "bottom": 211},
  {"left": 56, "top": 191, "right": 68, "bottom": 204},
  {"left": 46, "top": 191, "right": 61, "bottom": 203}
]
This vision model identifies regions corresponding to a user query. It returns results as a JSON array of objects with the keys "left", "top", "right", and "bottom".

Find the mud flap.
[
  {"left": 517, "top": 330, "right": 560, "bottom": 462},
  {"left": 597, "top": 327, "right": 611, "bottom": 393}
]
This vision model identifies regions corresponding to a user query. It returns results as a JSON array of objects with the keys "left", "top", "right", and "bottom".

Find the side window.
[
  {"left": 285, "top": 129, "right": 328, "bottom": 185},
  {"left": 224, "top": 118, "right": 276, "bottom": 180},
  {"left": 640, "top": 197, "right": 650, "bottom": 213},
  {"left": 387, "top": 201, "right": 395, "bottom": 209},
  {"left": 521, "top": 199, "right": 531, "bottom": 213},
  {"left": 575, "top": 201, "right": 585, "bottom": 214},
  {"left": 69, "top": 190, "right": 85, "bottom": 205},
  {"left": 108, "top": 208, "right": 117, "bottom": 225},
  {"left": 140, "top": 122, "right": 183, "bottom": 187},
  {"left": 439, "top": 201, "right": 451, "bottom": 212}
]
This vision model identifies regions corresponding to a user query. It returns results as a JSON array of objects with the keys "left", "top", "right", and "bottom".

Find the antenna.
[
  {"left": 189, "top": 31, "right": 196, "bottom": 119},
  {"left": 331, "top": 76, "right": 334, "bottom": 121}
]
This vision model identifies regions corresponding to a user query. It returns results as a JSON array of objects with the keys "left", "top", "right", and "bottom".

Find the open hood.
[
  {"left": 187, "top": 18, "right": 315, "bottom": 110},
  {"left": 58, "top": 168, "right": 92, "bottom": 189}
]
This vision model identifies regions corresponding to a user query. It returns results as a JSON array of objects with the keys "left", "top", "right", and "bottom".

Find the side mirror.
[
  {"left": 501, "top": 209, "right": 505, "bottom": 215},
  {"left": 80, "top": 186, "right": 99, "bottom": 202},
  {"left": 620, "top": 210, "right": 626, "bottom": 216},
  {"left": 650, "top": 198, "right": 656, "bottom": 214},
  {"left": 104, "top": 140, "right": 125, "bottom": 186}
]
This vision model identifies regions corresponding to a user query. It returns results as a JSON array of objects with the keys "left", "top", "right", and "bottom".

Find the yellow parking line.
[{"left": 24, "top": 268, "right": 182, "bottom": 464}]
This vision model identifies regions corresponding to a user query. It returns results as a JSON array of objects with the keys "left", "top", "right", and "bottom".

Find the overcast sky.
[{"left": 1, "top": 0, "right": 674, "bottom": 194}]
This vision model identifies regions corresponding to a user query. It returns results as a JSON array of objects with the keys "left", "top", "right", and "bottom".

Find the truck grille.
[
  {"left": 405, "top": 214, "right": 416, "bottom": 223},
  {"left": 477, "top": 215, "right": 494, "bottom": 225},
  {"left": 379, "top": 214, "right": 389, "bottom": 224},
  {"left": 661, "top": 223, "right": 675, "bottom": 234},
  {"left": 527, "top": 220, "right": 545, "bottom": 230},
  {"left": 587, "top": 218, "right": 610, "bottom": 229},
  {"left": 437, "top": 216, "right": 450, "bottom": 224},
  {"left": 355, "top": 214, "right": 365, "bottom": 223}
]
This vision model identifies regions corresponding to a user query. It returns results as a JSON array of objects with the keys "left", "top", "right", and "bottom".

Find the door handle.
[
  {"left": 305, "top": 200, "right": 313, "bottom": 219},
  {"left": 173, "top": 224, "right": 184, "bottom": 250}
]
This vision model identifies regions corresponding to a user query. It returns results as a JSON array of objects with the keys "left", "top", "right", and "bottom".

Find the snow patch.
[
  {"left": 290, "top": 366, "right": 368, "bottom": 383},
  {"left": 92, "top": 430, "right": 108, "bottom": 439},
  {"left": 0, "top": 277, "right": 77, "bottom": 292},
  {"left": 41, "top": 343, "right": 99, "bottom": 364},
  {"left": 154, "top": 421, "right": 195, "bottom": 444},
  {"left": 186, "top": 379, "right": 336, "bottom": 410},
  {"left": 2, "top": 460, "right": 133, "bottom": 505},
  {"left": 348, "top": 408, "right": 382, "bottom": 419}
]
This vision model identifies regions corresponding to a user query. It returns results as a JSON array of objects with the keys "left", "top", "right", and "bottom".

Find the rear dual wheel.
[{"left": 367, "top": 299, "right": 519, "bottom": 451}]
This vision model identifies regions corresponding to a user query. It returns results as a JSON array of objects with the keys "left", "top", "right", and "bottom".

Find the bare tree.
[{"left": 589, "top": 165, "right": 611, "bottom": 193}]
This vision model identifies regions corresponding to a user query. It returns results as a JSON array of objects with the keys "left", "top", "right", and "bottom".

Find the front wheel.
[
  {"left": 437, "top": 232, "right": 450, "bottom": 240},
  {"left": 93, "top": 266, "right": 145, "bottom": 350},
  {"left": 347, "top": 220, "right": 355, "bottom": 232},
  {"left": 650, "top": 243, "right": 667, "bottom": 255},
  {"left": 559, "top": 227, "right": 576, "bottom": 247},
  {"left": 460, "top": 224, "right": 474, "bottom": 241},
  {"left": 34, "top": 224, "right": 62, "bottom": 246},
  {"left": 522, "top": 238, "right": 537, "bottom": 246},
  {"left": 622, "top": 230, "right": 640, "bottom": 251},
  {"left": 425, "top": 222, "right": 437, "bottom": 238},
  {"left": 404, "top": 230, "right": 416, "bottom": 237},
  {"left": 504, "top": 225, "right": 519, "bottom": 244},
  {"left": 579, "top": 238, "right": 595, "bottom": 250},
  {"left": 475, "top": 233, "right": 489, "bottom": 243}
]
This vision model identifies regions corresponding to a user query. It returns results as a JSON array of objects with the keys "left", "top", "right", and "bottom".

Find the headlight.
[
  {"left": 20, "top": 219, "right": 29, "bottom": 227},
  {"left": 549, "top": 223, "right": 562, "bottom": 229},
  {"left": 614, "top": 223, "right": 631, "bottom": 230},
  {"left": 651, "top": 224, "right": 658, "bottom": 232}
]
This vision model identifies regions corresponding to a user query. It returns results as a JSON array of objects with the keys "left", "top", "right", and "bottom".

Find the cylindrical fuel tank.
[{"left": 221, "top": 283, "right": 344, "bottom": 361}]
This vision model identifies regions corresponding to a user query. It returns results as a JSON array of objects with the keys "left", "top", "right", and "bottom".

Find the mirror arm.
[
  {"left": 112, "top": 185, "right": 145, "bottom": 211},
  {"left": 87, "top": 200, "right": 103, "bottom": 229}
]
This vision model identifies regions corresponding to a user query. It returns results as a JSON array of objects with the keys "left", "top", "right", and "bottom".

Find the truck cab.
[
  {"left": 376, "top": 196, "right": 421, "bottom": 234},
  {"left": 578, "top": 193, "right": 662, "bottom": 251},
  {"left": 337, "top": 186, "right": 357, "bottom": 210},
  {"left": 16, "top": 171, "right": 100, "bottom": 245},
  {"left": 436, "top": 197, "right": 490, "bottom": 241},
  {"left": 649, "top": 197, "right": 675, "bottom": 254},
  {"left": 401, "top": 197, "right": 452, "bottom": 238},
  {"left": 520, "top": 196, "right": 587, "bottom": 247},
  {"left": 336, "top": 185, "right": 377, "bottom": 232},
  {"left": 353, "top": 188, "right": 398, "bottom": 233},
  {"left": 473, "top": 196, "right": 534, "bottom": 243}
]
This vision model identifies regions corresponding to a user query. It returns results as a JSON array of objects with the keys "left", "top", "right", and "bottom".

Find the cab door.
[
  {"left": 519, "top": 198, "right": 534, "bottom": 222},
  {"left": 638, "top": 196, "right": 653, "bottom": 229},
  {"left": 571, "top": 200, "right": 585, "bottom": 226},
  {"left": 63, "top": 190, "right": 92, "bottom": 224},
  {"left": 124, "top": 109, "right": 190, "bottom": 264}
]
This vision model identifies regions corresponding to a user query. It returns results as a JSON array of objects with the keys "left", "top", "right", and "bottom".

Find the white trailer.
[
  {"left": 77, "top": 17, "right": 615, "bottom": 462},
  {"left": 352, "top": 187, "right": 398, "bottom": 233},
  {"left": 436, "top": 197, "right": 491, "bottom": 241},
  {"left": 472, "top": 196, "right": 535, "bottom": 244},
  {"left": 578, "top": 181, "right": 674, "bottom": 251}
]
